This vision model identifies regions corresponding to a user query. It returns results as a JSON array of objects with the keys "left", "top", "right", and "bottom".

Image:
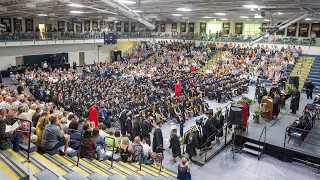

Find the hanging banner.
[
  {"left": 13, "top": 18, "right": 22, "bottom": 32},
  {"left": 311, "top": 23, "right": 320, "bottom": 37},
  {"left": 235, "top": 23, "right": 243, "bottom": 35},
  {"left": 109, "top": 22, "right": 114, "bottom": 31},
  {"left": 67, "top": 22, "right": 74, "bottom": 32},
  {"left": 131, "top": 22, "right": 136, "bottom": 32},
  {"left": 84, "top": 21, "right": 90, "bottom": 31},
  {"left": 1, "top": 18, "right": 12, "bottom": 32},
  {"left": 172, "top": 23, "right": 177, "bottom": 32},
  {"left": 124, "top": 22, "right": 129, "bottom": 32},
  {"left": 299, "top": 23, "right": 309, "bottom": 37},
  {"left": 58, "top": 21, "right": 64, "bottom": 32},
  {"left": 92, "top": 21, "right": 98, "bottom": 30},
  {"left": 188, "top": 22, "right": 194, "bottom": 33},
  {"left": 180, "top": 22, "right": 186, "bottom": 32},
  {"left": 160, "top": 23, "right": 166, "bottom": 32},
  {"left": 287, "top": 23, "right": 297, "bottom": 36},
  {"left": 223, "top": 22, "right": 230, "bottom": 34},
  {"left": 200, "top": 22, "right": 206, "bottom": 34},
  {"left": 116, "top": 22, "right": 121, "bottom": 32},
  {"left": 25, "top": 18, "right": 33, "bottom": 32},
  {"left": 76, "top": 23, "right": 82, "bottom": 33}
]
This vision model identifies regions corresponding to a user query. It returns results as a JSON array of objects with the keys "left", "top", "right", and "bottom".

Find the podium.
[{"left": 261, "top": 96, "right": 273, "bottom": 120}]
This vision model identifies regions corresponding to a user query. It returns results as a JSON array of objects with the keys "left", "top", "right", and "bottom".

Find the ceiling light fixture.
[
  {"left": 67, "top": 3, "right": 83, "bottom": 8},
  {"left": 254, "top": 15, "right": 263, "bottom": 19},
  {"left": 133, "top": 10, "right": 143, "bottom": 13},
  {"left": 118, "top": 0, "right": 136, "bottom": 4},
  {"left": 220, "top": 18, "right": 228, "bottom": 20},
  {"left": 177, "top": 8, "right": 192, "bottom": 11},
  {"left": 277, "top": 12, "right": 283, "bottom": 15},
  {"left": 305, "top": 18, "right": 311, "bottom": 21},
  {"left": 250, "top": 8, "right": 255, "bottom": 11},
  {"left": 70, "top": 11, "right": 84, "bottom": 14},
  {"left": 264, "top": 19, "right": 271, "bottom": 22},
  {"left": 215, "top": 13, "right": 226, "bottom": 16},
  {"left": 172, "top": 14, "right": 183, "bottom": 16},
  {"left": 37, "top": 14, "right": 47, "bottom": 17},
  {"left": 243, "top": 5, "right": 259, "bottom": 8},
  {"left": 240, "top": 16, "right": 249, "bottom": 19},
  {"left": 202, "top": 16, "right": 214, "bottom": 19}
]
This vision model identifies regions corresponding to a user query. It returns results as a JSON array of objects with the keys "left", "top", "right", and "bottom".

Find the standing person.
[
  {"left": 241, "top": 97, "right": 249, "bottom": 132},
  {"left": 177, "top": 157, "right": 191, "bottom": 180},
  {"left": 304, "top": 80, "right": 315, "bottom": 99},
  {"left": 119, "top": 105, "right": 128, "bottom": 136},
  {"left": 290, "top": 86, "right": 300, "bottom": 114},
  {"left": 141, "top": 117, "right": 152, "bottom": 141},
  {"left": 132, "top": 114, "right": 142, "bottom": 140},
  {"left": 215, "top": 107, "right": 224, "bottom": 143},
  {"left": 273, "top": 91, "right": 280, "bottom": 118},
  {"left": 202, "top": 109, "right": 217, "bottom": 148},
  {"left": 126, "top": 111, "right": 133, "bottom": 140},
  {"left": 175, "top": 80, "right": 182, "bottom": 98},
  {"left": 152, "top": 120, "right": 163, "bottom": 152},
  {"left": 89, "top": 103, "right": 99, "bottom": 127},
  {"left": 73, "top": 61, "right": 77, "bottom": 71},
  {"left": 169, "top": 126, "right": 181, "bottom": 164},
  {"left": 185, "top": 128, "right": 198, "bottom": 162}
]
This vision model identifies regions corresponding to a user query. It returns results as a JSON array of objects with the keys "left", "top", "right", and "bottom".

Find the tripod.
[{"left": 225, "top": 125, "right": 242, "bottom": 159}]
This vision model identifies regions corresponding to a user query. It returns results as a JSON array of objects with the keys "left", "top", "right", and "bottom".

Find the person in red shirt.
[
  {"left": 89, "top": 103, "right": 99, "bottom": 127},
  {"left": 175, "top": 80, "right": 182, "bottom": 98},
  {"left": 241, "top": 97, "right": 249, "bottom": 132},
  {"left": 190, "top": 65, "right": 196, "bottom": 72}
]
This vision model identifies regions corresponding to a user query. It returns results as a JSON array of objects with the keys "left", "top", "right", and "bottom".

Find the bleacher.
[
  {"left": 306, "top": 56, "right": 320, "bottom": 94},
  {"left": 0, "top": 146, "right": 178, "bottom": 180}
]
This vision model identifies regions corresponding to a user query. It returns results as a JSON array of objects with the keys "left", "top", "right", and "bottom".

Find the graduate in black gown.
[
  {"left": 169, "top": 126, "right": 181, "bottom": 164},
  {"left": 203, "top": 109, "right": 218, "bottom": 148},
  {"left": 125, "top": 111, "right": 133, "bottom": 140},
  {"left": 152, "top": 120, "right": 163, "bottom": 152},
  {"left": 141, "top": 117, "right": 152, "bottom": 141},
  {"left": 195, "top": 119, "right": 204, "bottom": 149},
  {"left": 290, "top": 86, "right": 300, "bottom": 114},
  {"left": 132, "top": 114, "right": 142, "bottom": 140},
  {"left": 215, "top": 107, "right": 224, "bottom": 143},
  {"left": 185, "top": 127, "right": 198, "bottom": 162},
  {"left": 119, "top": 105, "right": 128, "bottom": 136}
]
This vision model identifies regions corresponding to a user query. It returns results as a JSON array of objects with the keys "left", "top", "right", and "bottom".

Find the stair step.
[
  {"left": 244, "top": 142, "right": 264, "bottom": 149},
  {"left": 63, "top": 171, "right": 89, "bottom": 180},
  {"left": 33, "top": 169, "right": 59, "bottom": 180},
  {"left": 88, "top": 172, "right": 109, "bottom": 180},
  {"left": 242, "top": 147, "right": 260, "bottom": 156}
]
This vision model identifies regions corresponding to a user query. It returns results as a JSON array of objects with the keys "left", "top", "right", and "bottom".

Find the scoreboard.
[{"left": 104, "top": 32, "right": 117, "bottom": 44}]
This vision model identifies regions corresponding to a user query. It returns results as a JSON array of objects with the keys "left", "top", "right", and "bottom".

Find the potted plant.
[{"left": 253, "top": 109, "right": 262, "bottom": 123}]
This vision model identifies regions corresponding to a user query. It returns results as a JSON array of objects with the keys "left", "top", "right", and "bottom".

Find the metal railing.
[
  {"left": 0, "top": 31, "right": 319, "bottom": 46},
  {"left": 258, "top": 125, "right": 267, "bottom": 150},
  {"left": 13, "top": 118, "right": 32, "bottom": 163},
  {"left": 104, "top": 136, "right": 116, "bottom": 168}
]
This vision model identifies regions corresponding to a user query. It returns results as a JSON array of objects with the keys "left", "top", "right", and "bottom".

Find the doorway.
[
  {"left": 79, "top": 52, "right": 85, "bottom": 66},
  {"left": 113, "top": 50, "right": 122, "bottom": 61},
  {"left": 39, "top": 24, "right": 45, "bottom": 39}
]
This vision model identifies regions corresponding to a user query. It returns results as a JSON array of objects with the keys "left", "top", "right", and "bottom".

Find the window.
[
  {"left": 207, "top": 24, "right": 222, "bottom": 34},
  {"left": 243, "top": 24, "right": 261, "bottom": 36}
]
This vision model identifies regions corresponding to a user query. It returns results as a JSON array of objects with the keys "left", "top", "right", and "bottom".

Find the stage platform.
[{"left": 241, "top": 94, "right": 320, "bottom": 165}]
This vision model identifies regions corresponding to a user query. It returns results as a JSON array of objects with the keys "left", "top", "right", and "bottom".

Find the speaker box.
[
  {"left": 289, "top": 76, "right": 299, "bottom": 86},
  {"left": 228, "top": 107, "right": 242, "bottom": 125}
]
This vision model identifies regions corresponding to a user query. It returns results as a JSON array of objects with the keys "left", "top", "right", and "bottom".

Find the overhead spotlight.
[
  {"left": 220, "top": 18, "right": 228, "bottom": 20},
  {"left": 70, "top": 11, "right": 84, "bottom": 14},
  {"left": 250, "top": 8, "right": 256, "bottom": 11},
  {"left": 203, "top": 16, "right": 214, "bottom": 19},
  {"left": 118, "top": 0, "right": 136, "bottom": 4},
  {"left": 37, "top": 14, "right": 47, "bottom": 17},
  {"left": 172, "top": 14, "right": 183, "bottom": 16},
  {"left": 305, "top": 18, "right": 311, "bottom": 21},
  {"left": 67, "top": 3, "right": 83, "bottom": 8},
  {"left": 277, "top": 12, "right": 283, "bottom": 15},
  {"left": 133, "top": 10, "right": 143, "bottom": 13},
  {"left": 215, "top": 13, "right": 226, "bottom": 15},
  {"left": 177, "top": 8, "right": 192, "bottom": 11},
  {"left": 243, "top": 5, "right": 259, "bottom": 9}
]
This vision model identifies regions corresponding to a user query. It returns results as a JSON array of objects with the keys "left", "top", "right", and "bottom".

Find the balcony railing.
[{"left": 0, "top": 31, "right": 319, "bottom": 46}]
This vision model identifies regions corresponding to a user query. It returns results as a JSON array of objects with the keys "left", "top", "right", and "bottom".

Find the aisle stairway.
[
  {"left": 0, "top": 149, "right": 178, "bottom": 180},
  {"left": 200, "top": 51, "right": 222, "bottom": 73},
  {"left": 306, "top": 56, "right": 320, "bottom": 93},
  {"left": 289, "top": 57, "right": 315, "bottom": 91}
]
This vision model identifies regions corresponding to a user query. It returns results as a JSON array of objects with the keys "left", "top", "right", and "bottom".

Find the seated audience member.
[
  {"left": 132, "top": 136, "right": 144, "bottom": 162},
  {"left": 98, "top": 124, "right": 108, "bottom": 138},
  {"left": 80, "top": 129, "right": 103, "bottom": 161},
  {"left": 27, "top": 104, "right": 37, "bottom": 122},
  {"left": 105, "top": 129, "right": 119, "bottom": 152},
  {"left": 142, "top": 138, "right": 152, "bottom": 164},
  {"left": 114, "top": 130, "right": 122, "bottom": 145},
  {"left": 41, "top": 116, "right": 70, "bottom": 153},
  {"left": 119, "top": 137, "right": 134, "bottom": 162},
  {"left": 93, "top": 128, "right": 106, "bottom": 150},
  {"left": 68, "top": 120, "right": 82, "bottom": 150},
  {"left": 32, "top": 108, "right": 41, "bottom": 128}
]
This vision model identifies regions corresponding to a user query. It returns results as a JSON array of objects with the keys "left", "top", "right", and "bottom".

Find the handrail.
[
  {"left": 104, "top": 136, "right": 116, "bottom": 168},
  {"left": 258, "top": 125, "right": 267, "bottom": 150},
  {"left": 13, "top": 118, "right": 32, "bottom": 163}
]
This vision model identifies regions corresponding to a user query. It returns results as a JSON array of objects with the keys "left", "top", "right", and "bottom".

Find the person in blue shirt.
[{"left": 99, "top": 106, "right": 109, "bottom": 122}]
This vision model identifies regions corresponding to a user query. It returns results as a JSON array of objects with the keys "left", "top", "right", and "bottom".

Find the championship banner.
[
  {"left": 131, "top": 22, "right": 136, "bottom": 32},
  {"left": 311, "top": 23, "right": 320, "bottom": 37},
  {"left": 235, "top": 23, "right": 243, "bottom": 34},
  {"left": 223, "top": 22, "right": 230, "bottom": 34},
  {"left": 76, "top": 23, "right": 82, "bottom": 33},
  {"left": 160, "top": 23, "right": 166, "bottom": 32},
  {"left": 1, "top": 18, "right": 12, "bottom": 32},
  {"left": 180, "top": 22, "right": 186, "bottom": 32},
  {"left": 172, "top": 23, "right": 177, "bottom": 32},
  {"left": 188, "top": 22, "right": 194, "bottom": 33},
  {"left": 84, "top": 21, "right": 90, "bottom": 31},
  {"left": 13, "top": 18, "right": 22, "bottom": 32},
  {"left": 67, "top": 22, "right": 74, "bottom": 32},
  {"left": 58, "top": 21, "right": 64, "bottom": 32},
  {"left": 116, "top": 22, "right": 121, "bottom": 32},
  {"left": 287, "top": 23, "right": 297, "bottom": 36},
  {"left": 200, "top": 22, "right": 206, "bottom": 33},
  {"left": 299, "top": 23, "right": 309, "bottom": 37},
  {"left": 92, "top": 21, "right": 98, "bottom": 30},
  {"left": 25, "top": 18, "right": 33, "bottom": 31},
  {"left": 124, "top": 22, "right": 129, "bottom": 32}
]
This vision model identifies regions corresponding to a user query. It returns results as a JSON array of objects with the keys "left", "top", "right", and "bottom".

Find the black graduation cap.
[
  {"left": 195, "top": 119, "right": 202, "bottom": 125},
  {"left": 204, "top": 109, "right": 213, "bottom": 114}
]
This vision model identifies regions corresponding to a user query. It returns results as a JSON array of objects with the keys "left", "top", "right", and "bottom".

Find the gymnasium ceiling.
[{"left": 0, "top": 0, "right": 319, "bottom": 23}]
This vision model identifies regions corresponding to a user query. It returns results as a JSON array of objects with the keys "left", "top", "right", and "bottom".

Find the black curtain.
[{"left": 23, "top": 53, "right": 68, "bottom": 67}]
